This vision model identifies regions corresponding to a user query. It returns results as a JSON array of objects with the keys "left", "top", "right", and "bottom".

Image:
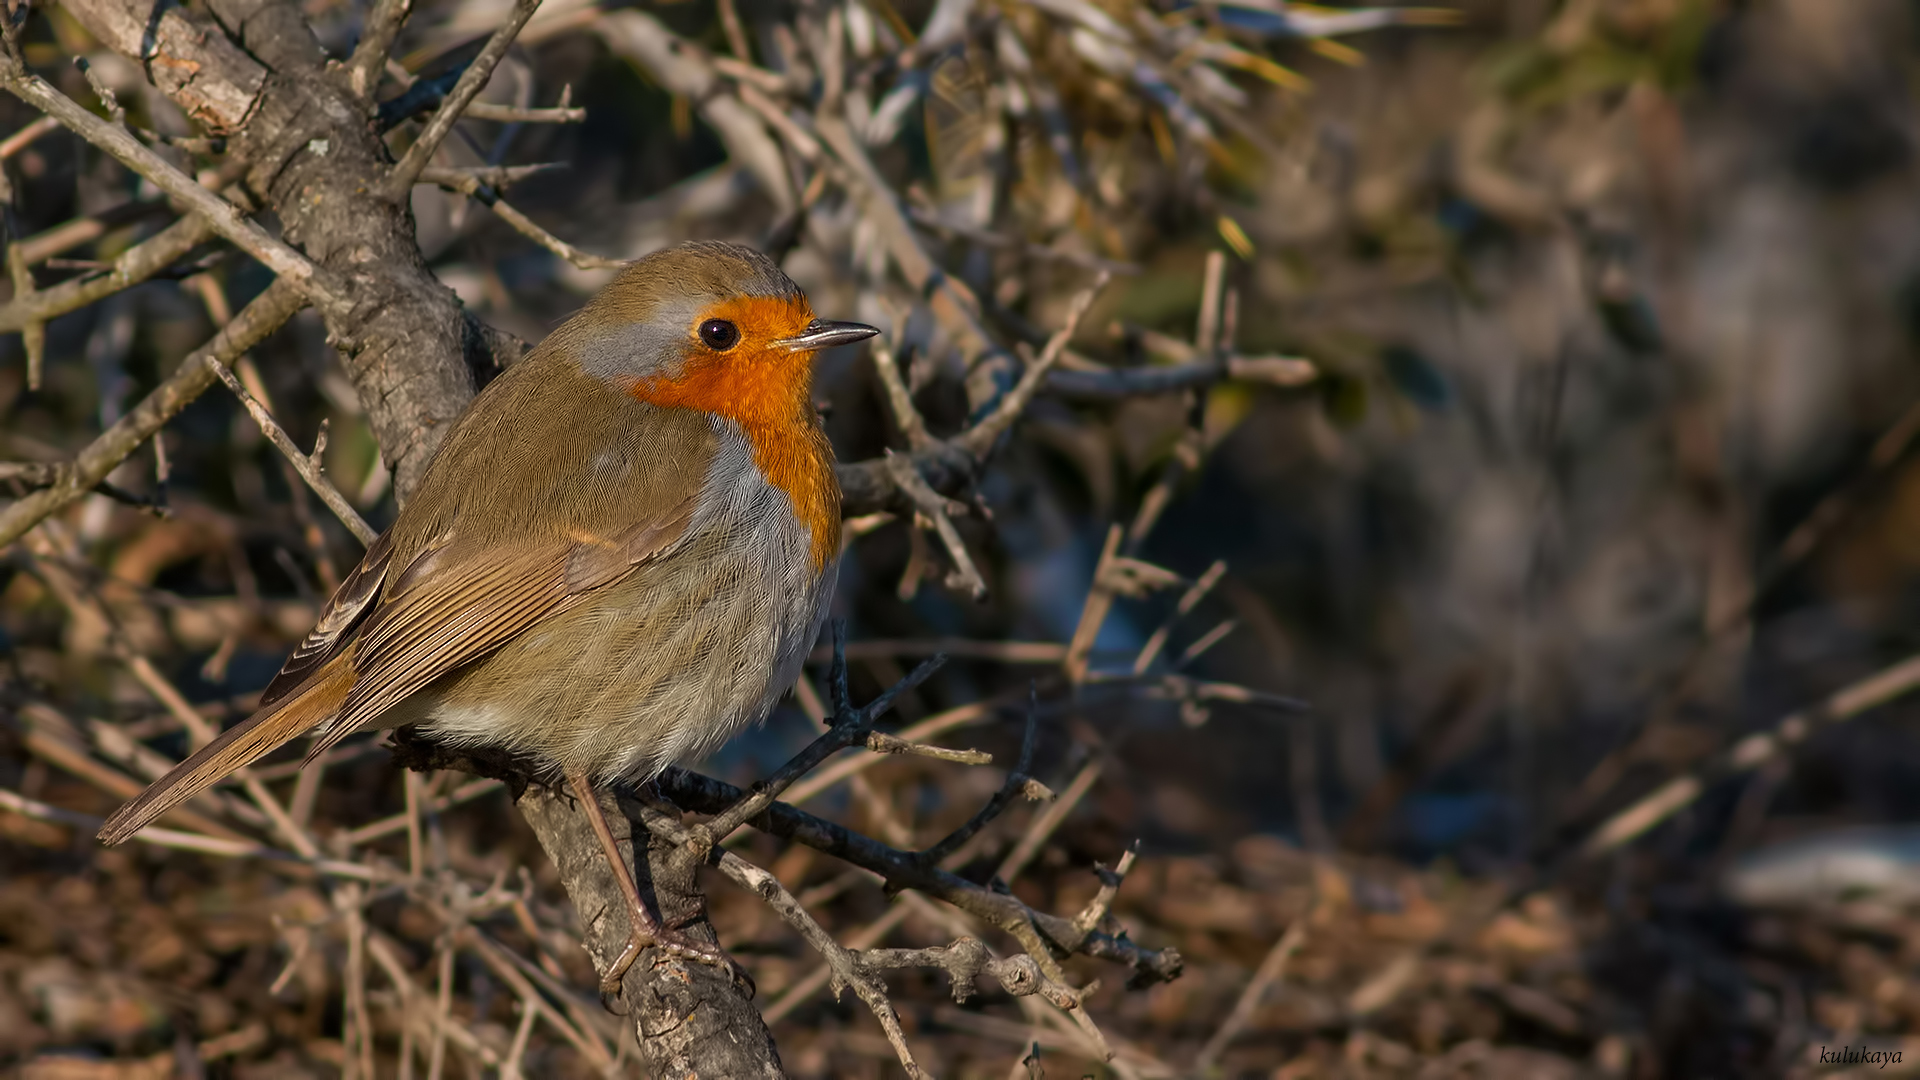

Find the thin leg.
[{"left": 565, "top": 768, "right": 731, "bottom": 994}]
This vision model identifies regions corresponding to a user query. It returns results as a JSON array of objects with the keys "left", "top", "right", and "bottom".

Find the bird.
[{"left": 96, "top": 241, "right": 878, "bottom": 992}]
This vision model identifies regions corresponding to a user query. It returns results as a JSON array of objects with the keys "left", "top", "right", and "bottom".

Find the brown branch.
[
  {"left": 887, "top": 450, "right": 989, "bottom": 600},
  {"left": 593, "top": 11, "right": 796, "bottom": 213},
  {"left": 871, "top": 340, "right": 936, "bottom": 450},
  {"left": 462, "top": 100, "right": 584, "bottom": 124},
  {"left": 60, "top": 0, "right": 264, "bottom": 132},
  {"left": 12, "top": 198, "right": 172, "bottom": 269},
  {"left": 421, "top": 167, "right": 623, "bottom": 271},
  {"left": 205, "top": 356, "right": 379, "bottom": 544},
  {"left": 1581, "top": 651, "right": 1920, "bottom": 857},
  {"left": 863, "top": 731, "right": 992, "bottom": 765},
  {"left": 855, "top": 939, "right": 1081, "bottom": 1010},
  {"left": 347, "top": 0, "right": 412, "bottom": 99},
  {"left": 0, "top": 113, "right": 57, "bottom": 157},
  {"left": 0, "top": 213, "right": 218, "bottom": 333},
  {"left": 0, "top": 279, "right": 305, "bottom": 549},
  {"left": 0, "top": 67, "right": 344, "bottom": 312},
  {"left": 383, "top": 0, "right": 546, "bottom": 198},
  {"left": 639, "top": 770, "right": 1184, "bottom": 987},
  {"left": 630, "top": 799, "right": 930, "bottom": 1078}
]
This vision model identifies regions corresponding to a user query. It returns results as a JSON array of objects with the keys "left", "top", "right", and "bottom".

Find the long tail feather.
[{"left": 97, "top": 658, "right": 356, "bottom": 845}]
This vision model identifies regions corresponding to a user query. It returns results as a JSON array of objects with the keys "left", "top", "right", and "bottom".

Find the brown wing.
[
  {"left": 256, "top": 529, "right": 395, "bottom": 709},
  {"left": 297, "top": 484, "right": 703, "bottom": 761}
]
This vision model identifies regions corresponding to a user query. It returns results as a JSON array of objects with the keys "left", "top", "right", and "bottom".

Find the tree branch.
[
  {"left": 383, "top": 0, "right": 544, "bottom": 198},
  {"left": 0, "top": 280, "right": 306, "bottom": 548}
]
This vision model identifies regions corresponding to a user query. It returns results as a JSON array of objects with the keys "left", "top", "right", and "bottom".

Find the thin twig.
[
  {"left": 1064, "top": 525, "right": 1125, "bottom": 685},
  {"left": 383, "top": 0, "right": 546, "bottom": 198},
  {"left": 421, "top": 167, "right": 622, "bottom": 271},
  {"left": 915, "top": 688, "right": 1042, "bottom": 866},
  {"left": 463, "top": 100, "right": 584, "bottom": 124},
  {"left": 419, "top": 162, "right": 565, "bottom": 190},
  {"left": 0, "top": 212, "right": 219, "bottom": 333},
  {"left": 1133, "top": 560, "right": 1228, "bottom": 675},
  {"left": 0, "top": 67, "right": 344, "bottom": 311},
  {"left": 0, "top": 259, "right": 291, "bottom": 520},
  {"left": 0, "top": 113, "right": 57, "bottom": 157},
  {"left": 697, "top": 644, "right": 949, "bottom": 846},
  {"left": 864, "top": 731, "right": 993, "bottom": 765},
  {"left": 641, "top": 771, "right": 1184, "bottom": 986},
  {"left": 0, "top": 788, "right": 381, "bottom": 879},
  {"left": 1191, "top": 919, "right": 1308, "bottom": 1073},
  {"left": 347, "top": 0, "right": 412, "bottom": 98},
  {"left": 205, "top": 355, "right": 378, "bottom": 544},
  {"left": 1582, "top": 652, "right": 1920, "bottom": 857},
  {"left": 959, "top": 271, "right": 1111, "bottom": 456},
  {"left": 887, "top": 449, "right": 989, "bottom": 600},
  {"left": 871, "top": 341, "right": 936, "bottom": 450}
]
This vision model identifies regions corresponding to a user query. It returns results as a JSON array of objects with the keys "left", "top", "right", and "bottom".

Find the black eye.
[{"left": 699, "top": 319, "right": 740, "bottom": 351}]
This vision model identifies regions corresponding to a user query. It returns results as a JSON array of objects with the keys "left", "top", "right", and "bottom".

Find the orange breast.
[{"left": 623, "top": 296, "right": 841, "bottom": 571}]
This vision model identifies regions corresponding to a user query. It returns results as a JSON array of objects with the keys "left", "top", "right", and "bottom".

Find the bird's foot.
[{"left": 598, "top": 922, "right": 755, "bottom": 1003}]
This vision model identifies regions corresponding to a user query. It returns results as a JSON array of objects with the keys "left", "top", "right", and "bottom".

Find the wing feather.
[
  {"left": 318, "top": 486, "right": 704, "bottom": 747},
  {"left": 257, "top": 530, "right": 394, "bottom": 709}
]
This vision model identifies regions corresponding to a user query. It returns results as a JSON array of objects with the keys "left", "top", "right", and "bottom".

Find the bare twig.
[
  {"left": 1134, "top": 560, "right": 1228, "bottom": 675},
  {"left": 630, "top": 799, "right": 929, "bottom": 1077},
  {"left": 463, "top": 100, "right": 584, "bottom": 124},
  {"left": 1583, "top": 652, "right": 1920, "bottom": 857},
  {"left": 915, "top": 688, "right": 1043, "bottom": 866},
  {"left": 864, "top": 731, "right": 993, "bottom": 765},
  {"left": 420, "top": 162, "right": 565, "bottom": 189},
  {"left": 871, "top": 341, "right": 936, "bottom": 450},
  {"left": 782, "top": 691, "right": 1027, "bottom": 808},
  {"left": 5, "top": 235, "right": 41, "bottom": 387},
  {"left": 205, "top": 355, "right": 379, "bottom": 544},
  {"left": 887, "top": 450, "right": 989, "bottom": 600},
  {"left": 696, "top": 641, "right": 949, "bottom": 847},
  {"left": 421, "top": 167, "right": 623, "bottom": 271},
  {"left": 0, "top": 279, "right": 306, "bottom": 548},
  {"left": 958, "top": 271, "right": 1111, "bottom": 457},
  {"left": 0, "top": 787, "right": 380, "bottom": 879},
  {"left": 0, "top": 67, "right": 345, "bottom": 311},
  {"left": 383, "top": 0, "right": 546, "bottom": 198},
  {"left": 347, "top": 0, "right": 411, "bottom": 98},
  {"left": 1192, "top": 919, "right": 1308, "bottom": 1073},
  {"left": 856, "top": 938, "right": 1084, "bottom": 1009},
  {"left": 1064, "top": 525, "right": 1125, "bottom": 685},
  {"left": 0, "top": 213, "right": 218, "bottom": 333},
  {"left": 642, "top": 770, "right": 1184, "bottom": 986},
  {"left": 0, "top": 113, "right": 57, "bottom": 157}
]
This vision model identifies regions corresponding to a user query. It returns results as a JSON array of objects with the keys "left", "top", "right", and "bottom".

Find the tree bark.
[{"left": 516, "top": 785, "right": 786, "bottom": 1078}]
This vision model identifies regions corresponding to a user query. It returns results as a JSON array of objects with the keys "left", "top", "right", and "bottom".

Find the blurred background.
[{"left": 7, "top": 0, "right": 1920, "bottom": 1076}]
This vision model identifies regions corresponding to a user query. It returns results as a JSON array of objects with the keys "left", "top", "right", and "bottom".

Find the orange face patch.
[{"left": 622, "top": 295, "right": 842, "bottom": 571}]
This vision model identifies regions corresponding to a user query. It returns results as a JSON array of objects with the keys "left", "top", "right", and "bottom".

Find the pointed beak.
[{"left": 777, "top": 319, "right": 881, "bottom": 352}]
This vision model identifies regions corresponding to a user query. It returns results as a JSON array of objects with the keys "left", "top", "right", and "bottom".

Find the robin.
[{"left": 97, "top": 241, "right": 878, "bottom": 991}]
